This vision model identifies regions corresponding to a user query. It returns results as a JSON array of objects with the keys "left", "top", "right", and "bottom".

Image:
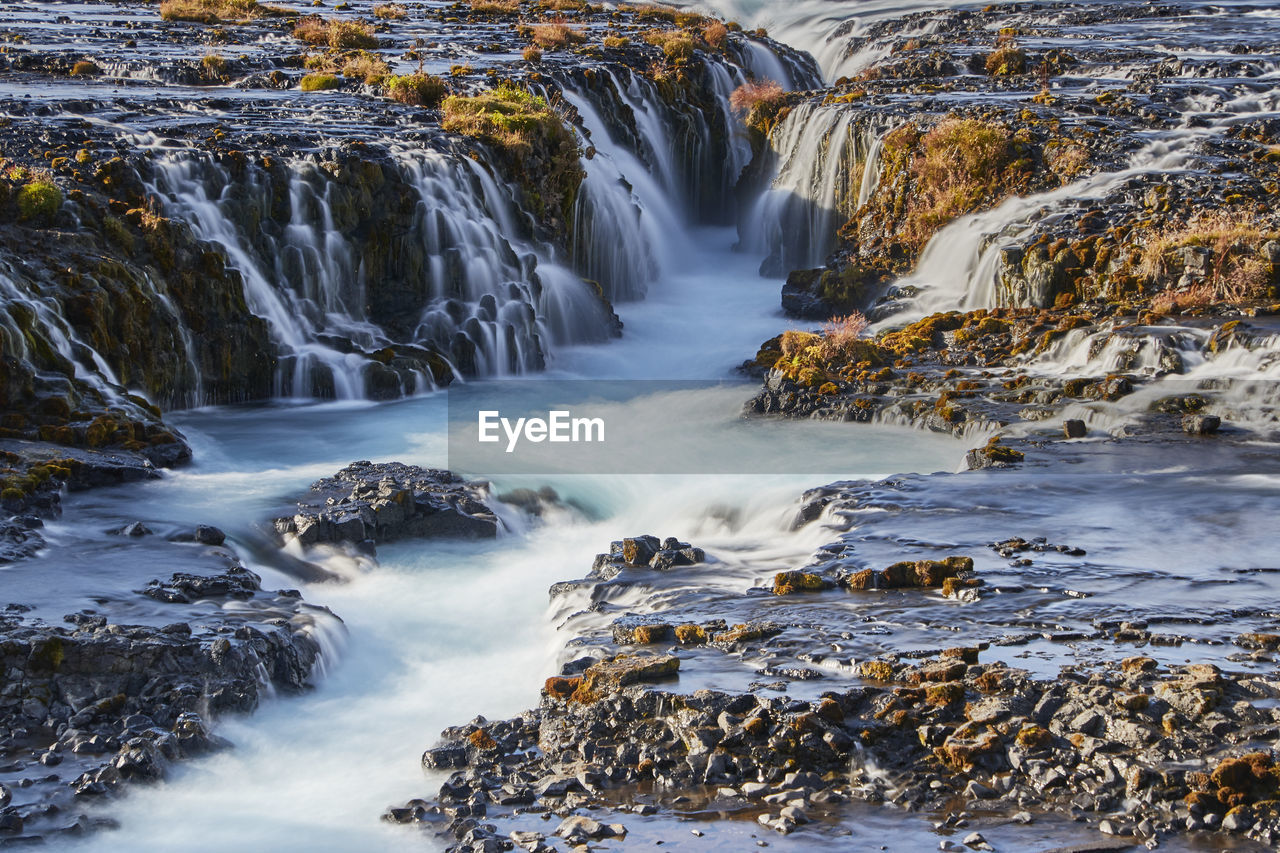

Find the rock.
[
  {"left": 1181, "top": 414, "right": 1221, "bottom": 436},
  {"left": 274, "top": 462, "right": 498, "bottom": 547},
  {"left": 578, "top": 654, "right": 680, "bottom": 697},
  {"left": 1063, "top": 419, "right": 1087, "bottom": 438}
]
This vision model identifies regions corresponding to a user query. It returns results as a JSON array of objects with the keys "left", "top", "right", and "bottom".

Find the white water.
[{"left": 60, "top": 237, "right": 963, "bottom": 853}]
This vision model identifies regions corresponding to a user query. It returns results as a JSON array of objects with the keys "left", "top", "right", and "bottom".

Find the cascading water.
[{"left": 746, "top": 103, "right": 892, "bottom": 276}]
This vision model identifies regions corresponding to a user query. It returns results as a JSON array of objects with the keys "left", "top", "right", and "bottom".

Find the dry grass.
[
  {"left": 71, "top": 60, "right": 102, "bottom": 76},
  {"left": 522, "top": 44, "right": 543, "bottom": 62},
  {"left": 729, "top": 79, "right": 786, "bottom": 133},
  {"left": 818, "top": 313, "right": 870, "bottom": 362},
  {"left": 542, "top": 0, "right": 586, "bottom": 10},
  {"left": 642, "top": 28, "right": 698, "bottom": 61},
  {"left": 701, "top": 20, "right": 728, "bottom": 50},
  {"left": 602, "top": 34, "right": 629, "bottom": 49},
  {"left": 1140, "top": 212, "right": 1279, "bottom": 303},
  {"left": 1150, "top": 284, "right": 1215, "bottom": 314},
  {"left": 159, "top": 0, "right": 291, "bottom": 24},
  {"left": 891, "top": 117, "right": 1031, "bottom": 248},
  {"left": 529, "top": 21, "right": 587, "bottom": 49},
  {"left": 342, "top": 51, "right": 389, "bottom": 84},
  {"left": 292, "top": 16, "right": 377, "bottom": 49},
  {"left": 201, "top": 52, "right": 228, "bottom": 79},
  {"left": 468, "top": 0, "right": 518, "bottom": 12},
  {"left": 385, "top": 72, "right": 447, "bottom": 106},
  {"left": 372, "top": 3, "right": 405, "bottom": 19}
]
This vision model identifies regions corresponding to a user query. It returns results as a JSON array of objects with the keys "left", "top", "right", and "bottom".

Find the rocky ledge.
[
  {"left": 0, "top": 555, "right": 335, "bottom": 844},
  {"left": 272, "top": 461, "right": 499, "bottom": 549}
]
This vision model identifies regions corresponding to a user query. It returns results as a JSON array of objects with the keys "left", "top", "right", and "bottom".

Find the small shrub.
[
  {"left": 543, "top": 0, "right": 587, "bottom": 9},
  {"left": 70, "top": 60, "right": 101, "bottom": 76},
  {"left": 17, "top": 181, "right": 62, "bottom": 222},
  {"left": 729, "top": 79, "right": 786, "bottom": 133},
  {"left": 201, "top": 53, "right": 228, "bottom": 78},
  {"left": 530, "top": 22, "right": 586, "bottom": 49},
  {"left": 299, "top": 71, "right": 340, "bottom": 91},
  {"left": 385, "top": 72, "right": 446, "bottom": 106},
  {"left": 522, "top": 44, "right": 543, "bottom": 62},
  {"left": 985, "top": 44, "right": 1027, "bottom": 76},
  {"left": 372, "top": 3, "right": 405, "bottom": 18},
  {"left": 817, "top": 313, "right": 870, "bottom": 362},
  {"left": 701, "top": 20, "right": 728, "bottom": 49},
  {"left": 468, "top": 0, "right": 518, "bottom": 11},
  {"left": 602, "top": 34, "right": 629, "bottom": 49}
]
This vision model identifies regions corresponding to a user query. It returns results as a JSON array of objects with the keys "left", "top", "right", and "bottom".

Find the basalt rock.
[
  {"left": 0, "top": 557, "right": 331, "bottom": 842},
  {"left": 273, "top": 461, "right": 498, "bottom": 548}
]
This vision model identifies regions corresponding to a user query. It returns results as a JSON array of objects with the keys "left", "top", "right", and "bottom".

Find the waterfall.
[
  {"left": 0, "top": 261, "right": 123, "bottom": 403},
  {"left": 745, "top": 103, "right": 890, "bottom": 276}
]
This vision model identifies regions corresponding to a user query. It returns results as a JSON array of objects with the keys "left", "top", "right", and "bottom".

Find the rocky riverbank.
[
  {"left": 389, "top": 427, "right": 1280, "bottom": 850},
  {"left": 0, "top": 546, "right": 334, "bottom": 844}
]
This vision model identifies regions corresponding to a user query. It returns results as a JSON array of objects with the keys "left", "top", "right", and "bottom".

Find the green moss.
[
  {"left": 772, "top": 570, "right": 829, "bottom": 595},
  {"left": 300, "top": 72, "right": 341, "bottom": 91},
  {"left": 17, "top": 180, "right": 62, "bottom": 222}
]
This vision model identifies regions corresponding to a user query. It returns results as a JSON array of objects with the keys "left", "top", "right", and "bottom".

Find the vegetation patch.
[
  {"left": 159, "top": 0, "right": 292, "bottom": 24},
  {"left": 385, "top": 72, "right": 446, "bottom": 106},
  {"left": 441, "top": 83, "right": 584, "bottom": 229},
  {"left": 293, "top": 17, "right": 377, "bottom": 49},
  {"left": 299, "top": 72, "right": 341, "bottom": 91},
  {"left": 1139, "top": 211, "right": 1279, "bottom": 305},
  {"left": 729, "top": 80, "right": 787, "bottom": 135},
  {"left": 528, "top": 22, "right": 587, "bottom": 50},
  {"left": 16, "top": 180, "right": 62, "bottom": 223},
  {"left": 867, "top": 117, "right": 1034, "bottom": 254}
]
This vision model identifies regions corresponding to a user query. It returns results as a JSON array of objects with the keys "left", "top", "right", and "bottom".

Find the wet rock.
[
  {"left": 1063, "top": 419, "right": 1087, "bottom": 438},
  {"left": 273, "top": 462, "right": 498, "bottom": 547},
  {"left": 1181, "top": 414, "right": 1221, "bottom": 436}
]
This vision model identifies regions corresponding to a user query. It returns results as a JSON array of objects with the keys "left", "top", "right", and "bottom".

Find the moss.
[
  {"left": 300, "top": 72, "right": 340, "bottom": 91},
  {"left": 859, "top": 660, "right": 895, "bottom": 681},
  {"left": 674, "top": 623, "right": 707, "bottom": 644},
  {"left": 926, "top": 681, "right": 965, "bottom": 707},
  {"left": 30, "top": 636, "right": 65, "bottom": 671},
  {"left": 543, "top": 675, "right": 582, "bottom": 700},
  {"left": 1016, "top": 724, "right": 1053, "bottom": 749},
  {"left": 772, "top": 570, "right": 829, "bottom": 595},
  {"left": 17, "top": 181, "right": 62, "bottom": 222},
  {"left": 985, "top": 45, "right": 1027, "bottom": 76},
  {"left": 442, "top": 83, "right": 583, "bottom": 230},
  {"left": 630, "top": 623, "right": 670, "bottom": 644},
  {"left": 467, "top": 728, "right": 498, "bottom": 750}
]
